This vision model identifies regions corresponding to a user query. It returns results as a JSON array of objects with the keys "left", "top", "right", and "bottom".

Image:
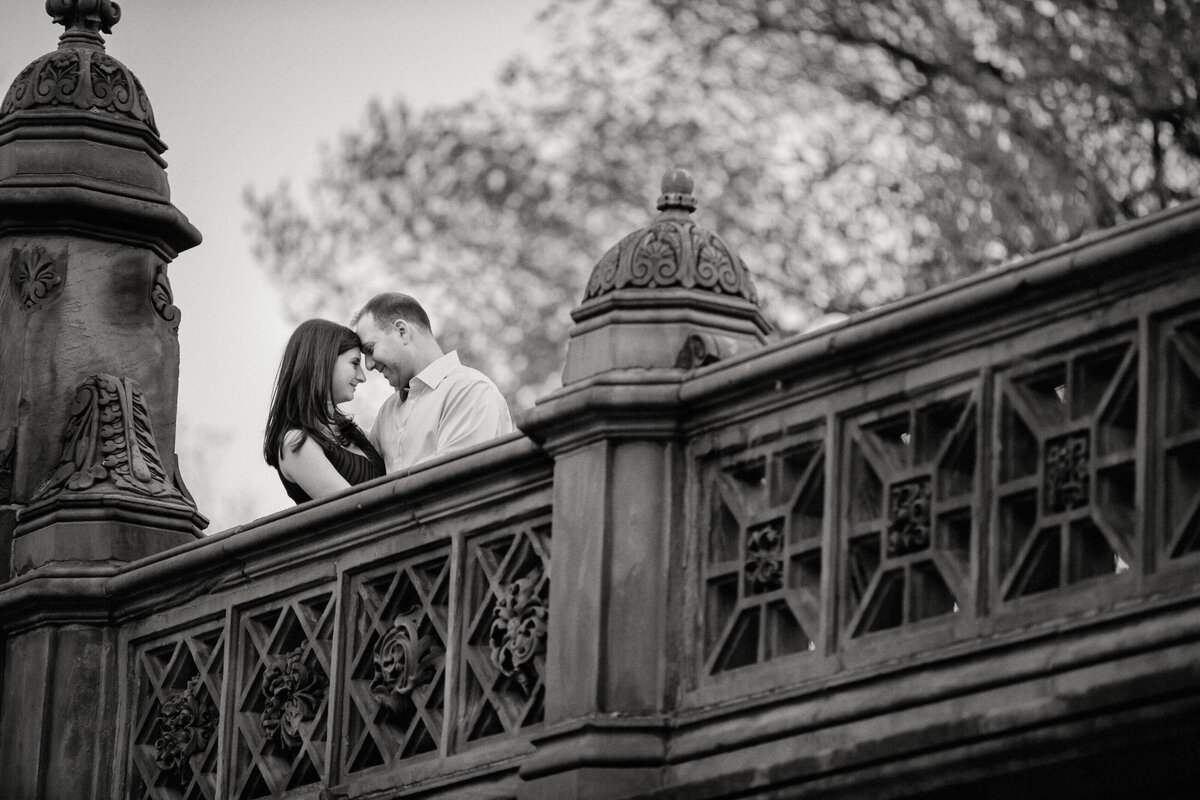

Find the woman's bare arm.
[{"left": 279, "top": 430, "right": 351, "bottom": 499}]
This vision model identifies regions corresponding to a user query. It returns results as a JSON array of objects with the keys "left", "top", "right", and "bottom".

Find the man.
[{"left": 353, "top": 292, "right": 514, "bottom": 472}]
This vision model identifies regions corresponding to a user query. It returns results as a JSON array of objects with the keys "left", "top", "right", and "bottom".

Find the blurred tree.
[{"left": 246, "top": 0, "right": 1199, "bottom": 407}]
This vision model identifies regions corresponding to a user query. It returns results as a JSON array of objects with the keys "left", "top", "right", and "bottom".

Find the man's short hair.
[{"left": 353, "top": 292, "right": 433, "bottom": 334}]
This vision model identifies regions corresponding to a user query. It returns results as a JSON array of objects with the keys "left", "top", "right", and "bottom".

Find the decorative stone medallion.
[
  {"left": 1044, "top": 431, "right": 1090, "bottom": 513},
  {"left": 887, "top": 477, "right": 932, "bottom": 556},
  {"left": 260, "top": 647, "right": 325, "bottom": 750},
  {"left": 489, "top": 569, "right": 548, "bottom": 693},
  {"left": 154, "top": 676, "right": 217, "bottom": 784},
  {"left": 744, "top": 518, "right": 785, "bottom": 594},
  {"left": 370, "top": 610, "right": 443, "bottom": 718}
]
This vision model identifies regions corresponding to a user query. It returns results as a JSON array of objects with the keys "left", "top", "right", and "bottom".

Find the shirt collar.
[{"left": 410, "top": 351, "right": 461, "bottom": 393}]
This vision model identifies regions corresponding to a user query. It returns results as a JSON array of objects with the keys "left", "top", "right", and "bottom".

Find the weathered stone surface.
[{"left": 0, "top": 6, "right": 202, "bottom": 798}]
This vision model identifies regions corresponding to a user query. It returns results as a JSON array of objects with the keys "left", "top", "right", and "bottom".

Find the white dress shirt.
[{"left": 369, "top": 351, "right": 513, "bottom": 472}]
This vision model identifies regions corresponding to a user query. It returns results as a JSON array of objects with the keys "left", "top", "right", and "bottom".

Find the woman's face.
[{"left": 331, "top": 347, "right": 366, "bottom": 405}]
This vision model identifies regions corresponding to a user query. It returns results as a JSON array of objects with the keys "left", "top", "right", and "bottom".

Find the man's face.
[{"left": 356, "top": 315, "right": 413, "bottom": 390}]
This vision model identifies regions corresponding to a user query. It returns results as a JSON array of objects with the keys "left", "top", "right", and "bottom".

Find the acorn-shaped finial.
[{"left": 656, "top": 167, "right": 697, "bottom": 213}]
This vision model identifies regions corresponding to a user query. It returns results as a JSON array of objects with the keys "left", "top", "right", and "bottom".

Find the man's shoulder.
[{"left": 443, "top": 362, "right": 502, "bottom": 392}]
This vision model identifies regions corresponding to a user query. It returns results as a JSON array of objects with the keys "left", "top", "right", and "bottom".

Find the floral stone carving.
[
  {"left": 744, "top": 518, "right": 785, "bottom": 594},
  {"left": 489, "top": 570, "right": 548, "bottom": 693},
  {"left": 32, "top": 374, "right": 191, "bottom": 505},
  {"left": 370, "top": 610, "right": 443, "bottom": 717},
  {"left": 154, "top": 676, "right": 217, "bottom": 784},
  {"left": 261, "top": 647, "right": 325, "bottom": 750},
  {"left": 10, "top": 246, "right": 63, "bottom": 311},
  {"left": 1045, "top": 432, "right": 1090, "bottom": 513},
  {"left": 888, "top": 478, "right": 933, "bottom": 556}
]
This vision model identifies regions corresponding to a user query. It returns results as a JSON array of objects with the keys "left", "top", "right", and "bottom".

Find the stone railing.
[
  {"left": 7, "top": 199, "right": 1200, "bottom": 800},
  {"left": 631, "top": 199, "right": 1200, "bottom": 796},
  {"left": 107, "top": 436, "right": 551, "bottom": 799}
]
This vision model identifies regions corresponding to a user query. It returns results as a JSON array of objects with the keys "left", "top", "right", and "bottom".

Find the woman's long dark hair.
[{"left": 263, "top": 319, "right": 362, "bottom": 468}]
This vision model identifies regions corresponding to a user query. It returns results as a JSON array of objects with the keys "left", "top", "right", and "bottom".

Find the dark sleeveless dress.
[{"left": 279, "top": 426, "right": 386, "bottom": 504}]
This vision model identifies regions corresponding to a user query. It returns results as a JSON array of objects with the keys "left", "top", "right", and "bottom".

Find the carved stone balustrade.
[
  {"left": 3, "top": 164, "right": 1200, "bottom": 799},
  {"left": 0, "top": 183, "right": 1192, "bottom": 800},
  {"left": 2, "top": 9, "right": 1200, "bottom": 789}
]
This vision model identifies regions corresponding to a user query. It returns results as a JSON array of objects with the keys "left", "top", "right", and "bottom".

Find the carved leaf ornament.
[
  {"left": 33, "top": 374, "right": 182, "bottom": 502},
  {"left": 260, "top": 647, "right": 325, "bottom": 750},
  {"left": 489, "top": 570, "right": 548, "bottom": 692},
  {"left": 370, "top": 610, "right": 443, "bottom": 717},
  {"left": 153, "top": 676, "right": 217, "bottom": 783},
  {"left": 745, "top": 519, "right": 785, "bottom": 594}
]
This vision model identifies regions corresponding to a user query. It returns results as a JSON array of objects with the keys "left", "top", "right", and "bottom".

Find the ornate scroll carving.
[
  {"left": 744, "top": 518, "right": 785, "bottom": 594},
  {"left": 154, "top": 676, "right": 217, "bottom": 784},
  {"left": 151, "top": 263, "right": 180, "bottom": 332},
  {"left": 583, "top": 220, "right": 758, "bottom": 303},
  {"left": 369, "top": 610, "right": 443, "bottom": 717},
  {"left": 581, "top": 171, "right": 759, "bottom": 303},
  {"left": 261, "top": 647, "right": 325, "bottom": 750},
  {"left": 11, "top": 246, "right": 63, "bottom": 311},
  {"left": 0, "top": 11, "right": 158, "bottom": 132},
  {"left": 489, "top": 569, "right": 548, "bottom": 693},
  {"left": 33, "top": 374, "right": 184, "bottom": 502},
  {"left": 585, "top": 243, "right": 621, "bottom": 298},
  {"left": 887, "top": 478, "right": 932, "bottom": 556},
  {"left": 628, "top": 225, "right": 684, "bottom": 288},
  {"left": 1045, "top": 432, "right": 1090, "bottom": 513}
]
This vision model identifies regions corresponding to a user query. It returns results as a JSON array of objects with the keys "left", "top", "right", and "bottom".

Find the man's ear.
[{"left": 393, "top": 319, "right": 410, "bottom": 342}]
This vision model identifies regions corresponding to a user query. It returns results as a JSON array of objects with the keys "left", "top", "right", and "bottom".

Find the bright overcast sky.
[{"left": 1, "top": 0, "right": 553, "bottom": 531}]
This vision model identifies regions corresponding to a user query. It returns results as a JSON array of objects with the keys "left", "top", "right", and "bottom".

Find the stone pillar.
[
  {"left": 0, "top": 3, "right": 204, "bottom": 796},
  {"left": 518, "top": 170, "right": 771, "bottom": 798},
  {"left": 0, "top": 0, "right": 205, "bottom": 577}
]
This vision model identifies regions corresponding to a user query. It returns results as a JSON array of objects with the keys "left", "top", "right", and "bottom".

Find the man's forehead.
[{"left": 355, "top": 316, "right": 383, "bottom": 340}]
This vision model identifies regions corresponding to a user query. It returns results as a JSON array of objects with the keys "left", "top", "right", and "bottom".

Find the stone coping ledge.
[
  {"left": 0, "top": 431, "right": 548, "bottom": 627},
  {"left": 682, "top": 196, "right": 1200, "bottom": 409}
]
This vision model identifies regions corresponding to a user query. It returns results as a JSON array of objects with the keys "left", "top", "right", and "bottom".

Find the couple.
[{"left": 263, "top": 292, "right": 513, "bottom": 504}]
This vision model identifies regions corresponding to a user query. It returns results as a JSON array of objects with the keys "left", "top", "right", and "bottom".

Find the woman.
[{"left": 264, "top": 319, "right": 385, "bottom": 503}]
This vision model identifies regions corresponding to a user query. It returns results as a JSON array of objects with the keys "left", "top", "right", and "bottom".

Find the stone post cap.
[{"left": 580, "top": 167, "right": 760, "bottom": 305}]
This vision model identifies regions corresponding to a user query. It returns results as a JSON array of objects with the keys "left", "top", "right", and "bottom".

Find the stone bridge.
[{"left": 2, "top": 3, "right": 1199, "bottom": 799}]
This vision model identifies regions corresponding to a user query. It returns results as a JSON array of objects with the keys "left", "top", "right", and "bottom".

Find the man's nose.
[{"left": 364, "top": 353, "right": 376, "bottom": 370}]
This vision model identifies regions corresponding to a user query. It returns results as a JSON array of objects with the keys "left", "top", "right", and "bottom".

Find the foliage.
[{"left": 246, "top": 0, "right": 1199, "bottom": 407}]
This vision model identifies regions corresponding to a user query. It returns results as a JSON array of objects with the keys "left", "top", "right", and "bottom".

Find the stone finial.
[
  {"left": 48, "top": 0, "right": 121, "bottom": 47},
  {"left": 656, "top": 167, "right": 698, "bottom": 213},
  {"left": 582, "top": 167, "right": 758, "bottom": 303},
  {"left": 1, "top": 0, "right": 155, "bottom": 132},
  {"left": 49, "top": 0, "right": 120, "bottom": 50}
]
